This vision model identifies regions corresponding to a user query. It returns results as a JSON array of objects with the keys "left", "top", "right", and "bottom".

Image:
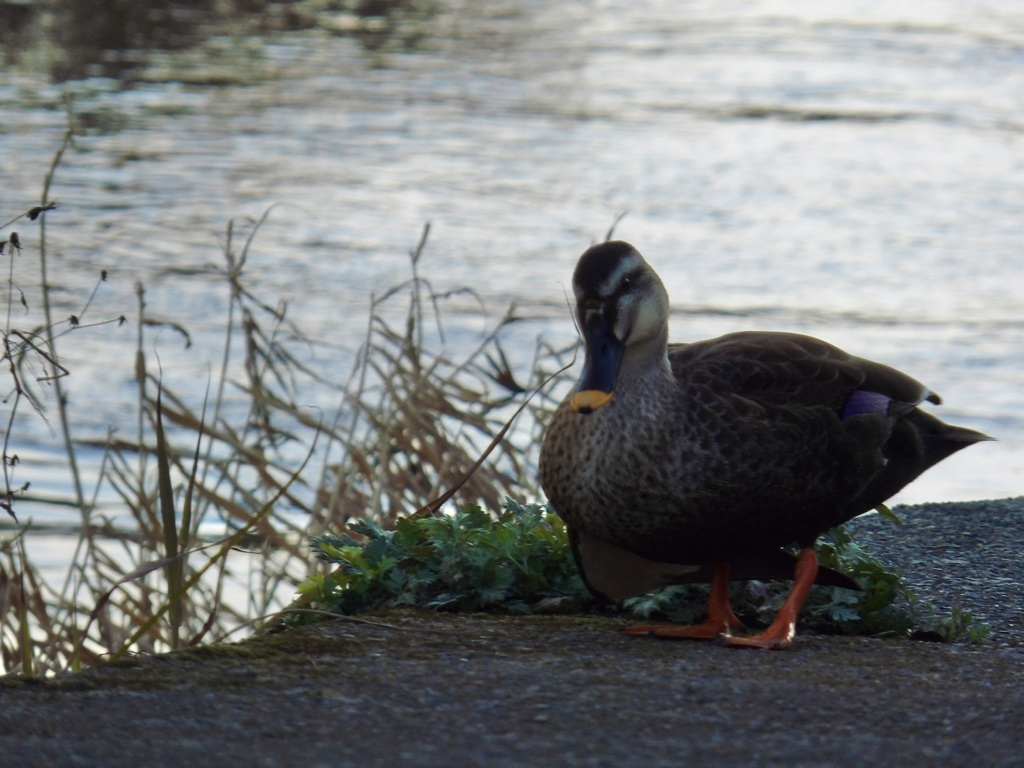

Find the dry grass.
[{"left": 0, "top": 136, "right": 574, "bottom": 676}]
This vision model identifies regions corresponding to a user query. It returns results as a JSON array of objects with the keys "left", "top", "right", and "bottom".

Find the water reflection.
[
  {"left": 0, "top": 0, "right": 440, "bottom": 83},
  {"left": 2, "top": 1, "right": 1020, "bottom": 511}
]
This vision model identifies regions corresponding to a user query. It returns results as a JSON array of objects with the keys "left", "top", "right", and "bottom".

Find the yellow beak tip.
[{"left": 571, "top": 390, "right": 615, "bottom": 414}]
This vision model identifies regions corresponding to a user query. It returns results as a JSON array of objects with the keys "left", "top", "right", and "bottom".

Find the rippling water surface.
[{"left": 2, "top": 0, "right": 1022, "bottom": 530}]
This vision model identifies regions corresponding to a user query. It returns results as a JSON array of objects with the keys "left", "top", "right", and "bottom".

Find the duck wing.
[
  {"left": 653, "top": 331, "right": 992, "bottom": 556},
  {"left": 670, "top": 330, "right": 935, "bottom": 415}
]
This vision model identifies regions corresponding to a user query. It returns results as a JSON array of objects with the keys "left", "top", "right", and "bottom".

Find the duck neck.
[{"left": 620, "top": 326, "right": 671, "bottom": 380}]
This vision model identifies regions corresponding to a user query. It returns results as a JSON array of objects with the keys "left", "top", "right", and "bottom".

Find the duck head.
[{"left": 571, "top": 241, "right": 670, "bottom": 414}]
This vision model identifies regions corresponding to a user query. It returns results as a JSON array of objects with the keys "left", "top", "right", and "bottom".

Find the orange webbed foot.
[
  {"left": 622, "top": 562, "right": 743, "bottom": 641},
  {"left": 622, "top": 618, "right": 740, "bottom": 641},
  {"left": 722, "top": 625, "right": 795, "bottom": 650},
  {"left": 623, "top": 549, "right": 819, "bottom": 650},
  {"left": 722, "top": 546, "right": 819, "bottom": 650}
]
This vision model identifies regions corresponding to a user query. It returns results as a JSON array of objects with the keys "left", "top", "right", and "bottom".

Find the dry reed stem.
[{"left": 3, "top": 143, "right": 575, "bottom": 673}]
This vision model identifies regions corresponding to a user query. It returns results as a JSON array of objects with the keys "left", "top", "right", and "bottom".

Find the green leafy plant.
[
  {"left": 798, "top": 526, "right": 911, "bottom": 635},
  {"left": 295, "top": 499, "right": 587, "bottom": 623},
  {"left": 903, "top": 591, "right": 990, "bottom": 643},
  {"left": 799, "top": 526, "right": 987, "bottom": 641},
  {"left": 297, "top": 506, "right": 990, "bottom": 643}
]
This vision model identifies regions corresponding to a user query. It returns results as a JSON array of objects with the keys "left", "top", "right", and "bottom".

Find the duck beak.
[{"left": 571, "top": 310, "right": 623, "bottom": 414}]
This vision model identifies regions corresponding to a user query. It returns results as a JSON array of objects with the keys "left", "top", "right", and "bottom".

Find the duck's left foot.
[
  {"left": 622, "top": 561, "right": 744, "bottom": 641},
  {"left": 622, "top": 619, "right": 737, "bottom": 641}
]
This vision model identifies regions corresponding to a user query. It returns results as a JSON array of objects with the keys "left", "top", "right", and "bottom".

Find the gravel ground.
[{"left": 2, "top": 498, "right": 1023, "bottom": 768}]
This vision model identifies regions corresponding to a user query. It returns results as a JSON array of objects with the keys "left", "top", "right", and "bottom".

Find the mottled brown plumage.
[{"left": 539, "top": 241, "right": 992, "bottom": 648}]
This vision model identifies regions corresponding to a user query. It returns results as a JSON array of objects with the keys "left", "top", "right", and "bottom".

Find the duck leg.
[
  {"left": 725, "top": 546, "right": 818, "bottom": 650},
  {"left": 622, "top": 562, "right": 745, "bottom": 639}
]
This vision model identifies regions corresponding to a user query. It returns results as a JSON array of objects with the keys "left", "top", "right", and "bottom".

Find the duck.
[{"left": 539, "top": 240, "right": 993, "bottom": 649}]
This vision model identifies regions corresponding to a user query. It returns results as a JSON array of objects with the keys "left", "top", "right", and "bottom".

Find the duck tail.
[
  {"left": 909, "top": 410, "right": 994, "bottom": 469},
  {"left": 849, "top": 409, "right": 993, "bottom": 515}
]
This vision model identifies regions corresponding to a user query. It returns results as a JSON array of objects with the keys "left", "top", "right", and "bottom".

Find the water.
[{"left": 2, "top": 0, "right": 1022, "bottom": 536}]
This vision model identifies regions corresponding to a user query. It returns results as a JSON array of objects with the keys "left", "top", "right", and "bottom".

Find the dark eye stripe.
[{"left": 612, "top": 268, "right": 644, "bottom": 298}]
